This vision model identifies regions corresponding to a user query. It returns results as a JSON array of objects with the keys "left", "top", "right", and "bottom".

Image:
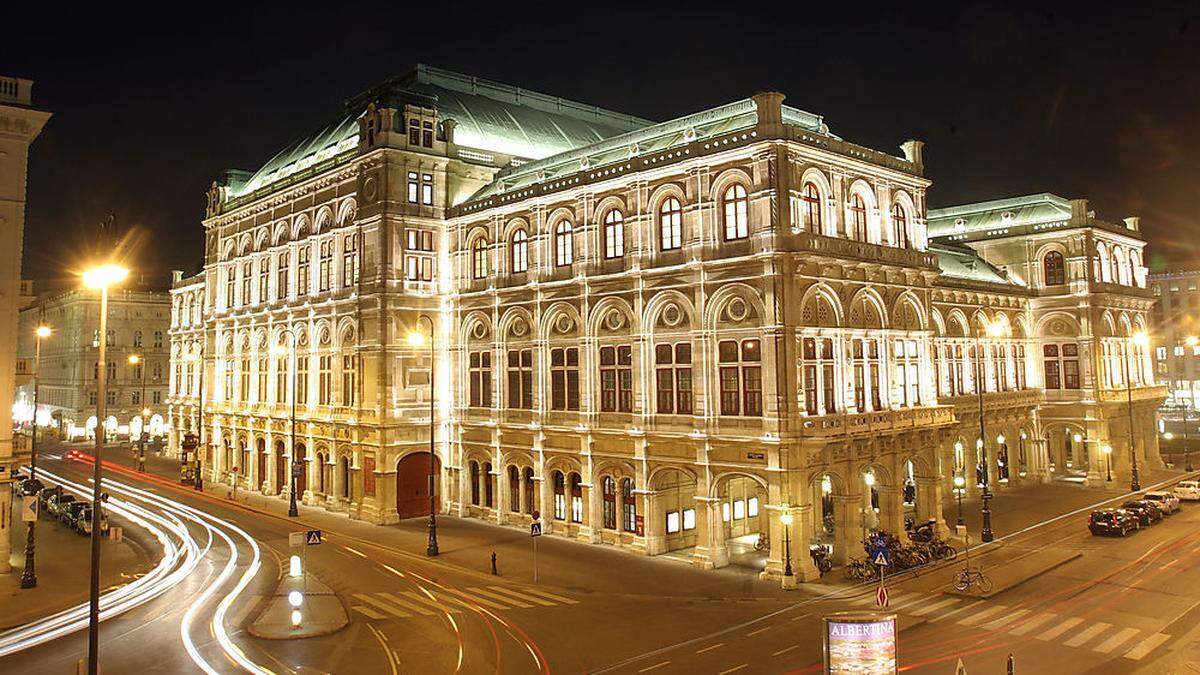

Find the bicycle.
[{"left": 952, "top": 567, "right": 993, "bottom": 593}]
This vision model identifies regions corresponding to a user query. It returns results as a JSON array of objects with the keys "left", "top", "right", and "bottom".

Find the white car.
[
  {"left": 1143, "top": 491, "right": 1181, "bottom": 514},
  {"left": 1174, "top": 481, "right": 1200, "bottom": 501}
]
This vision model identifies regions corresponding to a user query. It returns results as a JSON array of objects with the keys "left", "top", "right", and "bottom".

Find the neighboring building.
[
  {"left": 0, "top": 76, "right": 50, "bottom": 574},
  {"left": 17, "top": 285, "right": 172, "bottom": 440},
  {"left": 170, "top": 65, "right": 1164, "bottom": 581},
  {"left": 1149, "top": 269, "right": 1200, "bottom": 421}
]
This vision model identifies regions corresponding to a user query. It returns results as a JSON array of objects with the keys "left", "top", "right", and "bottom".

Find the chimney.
[
  {"left": 172, "top": 269, "right": 183, "bottom": 283},
  {"left": 442, "top": 118, "right": 457, "bottom": 145},
  {"left": 1123, "top": 216, "right": 1140, "bottom": 231},
  {"left": 1070, "top": 199, "right": 1090, "bottom": 222},
  {"left": 900, "top": 140, "right": 925, "bottom": 167},
  {"left": 752, "top": 91, "right": 785, "bottom": 130}
]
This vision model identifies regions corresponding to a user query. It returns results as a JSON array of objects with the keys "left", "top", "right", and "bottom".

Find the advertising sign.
[
  {"left": 823, "top": 612, "right": 897, "bottom": 674},
  {"left": 635, "top": 514, "right": 645, "bottom": 537}
]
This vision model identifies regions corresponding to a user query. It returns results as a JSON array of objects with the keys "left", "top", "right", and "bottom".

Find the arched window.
[
  {"left": 890, "top": 203, "right": 908, "bottom": 248},
  {"left": 470, "top": 460, "right": 480, "bottom": 505},
  {"left": 472, "top": 238, "right": 488, "bottom": 279},
  {"left": 510, "top": 229, "right": 529, "bottom": 274},
  {"left": 508, "top": 465, "right": 520, "bottom": 513},
  {"left": 602, "top": 476, "right": 617, "bottom": 529},
  {"left": 340, "top": 455, "right": 351, "bottom": 499},
  {"left": 621, "top": 478, "right": 636, "bottom": 532},
  {"left": 802, "top": 182, "right": 822, "bottom": 233},
  {"left": 523, "top": 467, "right": 535, "bottom": 515},
  {"left": 483, "top": 462, "right": 494, "bottom": 508},
  {"left": 722, "top": 184, "right": 749, "bottom": 240},
  {"left": 603, "top": 210, "right": 624, "bottom": 259},
  {"left": 1111, "top": 247, "right": 1122, "bottom": 285},
  {"left": 553, "top": 471, "right": 566, "bottom": 520},
  {"left": 569, "top": 472, "right": 584, "bottom": 523},
  {"left": 1043, "top": 251, "right": 1065, "bottom": 286},
  {"left": 848, "top": 192, "right": 868, "bottom": 241},
  {"left": 1129, "top": 250, "right": 1143, "bottom": 287},
  {"left": 660, "top": 197, "right": 683, "bottom": 250},
  {"left": 1096, "top": 242, "right": 1110, "bottom": 282},
  {"left": 555, "top": 221, "right": 574, "bottom": 266}
]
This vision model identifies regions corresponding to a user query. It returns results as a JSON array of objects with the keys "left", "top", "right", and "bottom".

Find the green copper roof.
[
  {"left": 930, "top": 242, "right": 1020, "bottom": 287},
  {"left": 230, "top": 64, "right": 654, "bottom": 199},
  {"left": 927, "top": 193, "right": 1072, "bottom": 237},
  {"left": 467, "top": 98, "right": 831, "bottom": 201}
]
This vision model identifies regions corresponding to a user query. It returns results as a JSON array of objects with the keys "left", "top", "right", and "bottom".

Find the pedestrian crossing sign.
[
  {"left": 871, "top": 548, "right": 890, "bottom": 567},
  {"left": 306, "top": 529, "right": 323, "bottom": 545},
  {"left": 531, "top": 522, "right": 542, "bottom": 537}
]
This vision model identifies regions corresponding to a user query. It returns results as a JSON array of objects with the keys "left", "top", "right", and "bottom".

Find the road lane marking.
[
  {"left": 485, "top": 585, "right": 556, "bottom": 606},
  {"left": 1009, "top": 612, "right": 1057, "bottom": 636},
  {"left": 1124, "top": 632, "right": 1171, "bottom": 660},
  {"left": 400, "top": 591, "right": 461, "bottom": 614},
  {"left": 1063, "top": 622, "right": 1111, "bottom": 648},
  {"left": 891, "top": 594, "right": 932, "bottom": 611},
  {"left": 980, "top": 608, "right": 1029, "bottom": 631},
  {"left": 1038, "top": 617, "right": 1084, "bottom": 641},
  {"left": 343, "top": 546, "right": 368, "bottom": 558},
  {"left": 696, "top": 643, "right": 724, "bottom": 654},
  {"left": 772, "top": 645, "right": 800, "bottom": 656},
  {"left": 468, "top": 586, "right": 534, "bottom": 608},
  {"left": 516, "top": 586, "right": 579, "bottom": 604},
  {"left": 909, "top": 597, "right": 960, "bottom": 616},
  {"left": 789, "top": 613, "right": 811, "bottom": 622},
  {"left": 440, "top": 586, "right": 510, "bottom": 610},
  {"left": 747, "top": 627, "right": 770, "bottom": 637},
  {"left": 352, "top": 605, "right": 388, "bottom": 620},
  {"left": 718, "top": 665, "right": 748, "bottom": 674},
  {"left": 354, "top": 593, "right": 412, "bottom": 618},
  {"left": 930, "top": 600, "right": 984, "bottom": 623},
  {"left": 637, "top": 661, "right": 670, "bottom": 672},
  {"left": 1094, "top": 627, "right": 1139, "bottom": 654},
  {"left": 379, "top": 592, "right": 437, "bottom": 616},
  {"left": 957, "top": 605, "right": 1009, "bottom": 626}
]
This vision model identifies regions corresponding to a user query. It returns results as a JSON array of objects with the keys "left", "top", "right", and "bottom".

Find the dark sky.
[{"left": 6, "top": 1, "right": 1200, "bottom": 290}]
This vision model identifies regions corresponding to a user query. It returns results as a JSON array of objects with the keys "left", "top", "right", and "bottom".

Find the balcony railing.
[
  {"left": 1097, "top": 383, "right": 1169, "bottom": 404},
  {"left": 939, "top": 388, "right": 1044, "bottom": 413},
  {"left": 799, "top": 405, "right": 955, "bottom": 438},
  {"left": 789, "top": 231, "right": 940, "bottom": 270}
]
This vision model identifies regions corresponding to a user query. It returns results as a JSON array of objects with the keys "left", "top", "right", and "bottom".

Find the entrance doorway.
[
  {"left": 274, "top": 440, "right": 285, "bottom": 495},
  {"left": 295, "top": 443, "right": 308, "bottom": 495},
  {"left": 256, "top": 438, "right": 266, "bottom": 490},
  {"left": 719, "top": 476, "right": 766, "bottom": 568},
  {"left": 397, "top": 452, "right": 441, "bottom": 519}
]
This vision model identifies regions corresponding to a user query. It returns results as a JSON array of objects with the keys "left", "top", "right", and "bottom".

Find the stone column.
[
  {"left": 539, "top": 471, "right": 555, "bottom": 535},
  {"left": 497, "top": 465, "right": 511, "bottom": 526},
  {"left": 1085, "top": 438, "right": 1105, "bottom": 486},
  {"left": 915, "top": 477, "right": 949, "bottom": 538},
  {"left": 692, "top": 497, "right": 727, "bottom": 569},
  {"left": 643, "top": 490, "right": 664, "bottom": 555},
  {"left": 877, "top": 486, "right": 905, "bottom": 536},
  {"left": 581, "top": 481, "right": 601, "bottom": 543},
  {"left": 831, "top": 494, "right": 860, "bottom": 565}
]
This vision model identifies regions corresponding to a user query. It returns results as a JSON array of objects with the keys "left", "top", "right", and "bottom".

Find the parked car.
[
  {"left": 62, "top": 501, "right": 89, "bottom": 528},
  {"left": 1089, "top": 509, "right": 1138, "bottom": 536},
  {"left": 1175, "top": 481, "right": 1200, "bottom": 501},
  {"left": 38, "top": 485, "right": 62, "bottom": 511},
  {"left": 1143, "top": 491, "right": 1181, "bottom": 515},
  {"left": 71, "top": 505, "right": 107, "bottom": 536},
  {"left": 1121, "top": 500, "right": 1164, "bottom": 526},
  {"left": 47, "top": 493, "right": 76, "bottom": 521}
]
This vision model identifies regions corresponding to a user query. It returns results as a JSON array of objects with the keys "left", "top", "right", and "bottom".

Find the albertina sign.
[{"left": 823, "top": 612, "right": 897, "bottom": 674}]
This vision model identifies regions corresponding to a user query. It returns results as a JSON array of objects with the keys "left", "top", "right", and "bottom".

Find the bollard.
[
  {"left": 491, "top": 551, "right": 497, "bottom": 575},
  {"left": 1006, "top": 653, "right": 1014, "bottom": 675}
]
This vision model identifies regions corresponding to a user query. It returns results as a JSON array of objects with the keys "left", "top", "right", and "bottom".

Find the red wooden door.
[{"left": 397, "top": 452, "right": 440, "bottom": 519}]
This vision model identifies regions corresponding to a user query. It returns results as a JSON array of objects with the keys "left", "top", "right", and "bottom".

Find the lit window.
[
  {"left": 848, "top": 192, "right": 868, "bottom": 241},
  {"left": 722, "top": 502, "right": 731, "bottom": 522},
  {"left": 802, "top": 182, "right": 823, "bottom": 233},
  {"left": 682, "top": 508, "right": 696, "bottom": 531},
  {"left": 421, "top": 173, "right": 434, "bottom": 206},
  {"left": 472, "top": 238, "right": 488, "bottom": 279},
  {"left": 748, "top": 497, "right": 759, "bottom": 518},
  {"left": 660, "top": 197, "right": 682, "bottom": 250},
  {"left": 722, "top": 184, "right": 749, "bottom": 240},
  {"left": 603, "top": 209, "right": 624, "bottom": 259},
  {"left": 1043, "top": 251, "right": 1065, "bottom": 286},
  {"left": 510, "top": 230, "right": 529, "bottom": 274},
  {"left": 666, "top": 511, "right": 681, "bottom": 533},
  {"left": 718, "top": 339, "right": 762, "bottom": 416},
  {"left": 407, "top": 171, "right": 419, "bottom": 203},
  {"left": 555, "top": 221, "right": 574, "bottom": 267},
  {"left": 890, "top": 202, "right": 908, "bottom": 248}
]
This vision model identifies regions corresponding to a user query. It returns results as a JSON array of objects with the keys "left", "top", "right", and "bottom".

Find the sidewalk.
[{"left": 1, "top": 492, "right": 156, "bottom": 630}]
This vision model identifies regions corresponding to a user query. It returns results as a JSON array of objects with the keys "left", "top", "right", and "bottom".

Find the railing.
[
  {"left": 0, "top": 76, "right": 32, "bottom": 106},
  {"left": 939, "top": 388, "right": 1044, "bottom": 412},
  {"left": 799, "top": 405, "right": 956, "bottom": 438},
  {"left": 789, "top": 231, "right": 940, "bottom": 270},
  {"left": 1097, "top": 383, "right": 1169, "bottom": 404}
]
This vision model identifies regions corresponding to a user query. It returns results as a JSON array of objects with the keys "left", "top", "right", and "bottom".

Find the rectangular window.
[
  {"left": 318, "top": 354, "right": 332, "bottom": 404},
  {"left": 894, "top": 339, "right": 921, "bottom": 407},
  {"left": 718, "top": 339, "right": 762, "bottom": 416},
  {"left": 342, "top": 234, "right": 359, "bottom": 287},
  {"left": 297, "top": 356, "right": 309, "bottom": 405},
  {"left": 666, "top": 511, "right": 681, "bottom": 534},
  {"left": 407, "top": 171, "right": 419, "bottom": 203},
  {"left": 297, "top": 246, "right": 310, "bottom": 295},
  {"left": 1062, "top": 343, "right": 1080, "bottom": 389},
  {"left": 277, "top": 252, "right": 290, "bottom": 299},
  {"left": 1043, "top": 344, "right": 1061, "bottom": 390},
  {"left": 341, "top": 354, "right": 357, "bottom": 406},
  {"left": 655, "top": 343, "right": 693, "bottom": 414},
  {"left": 240, "top": 263, "right": 250, "bottom": 306},
  {"left": 600, "top": 345, "right": 632, "bottom": 412},
  {"left": 469, "top": 351, "right": 492, "bottom": 407},
  {"left": 319, "top": 239, "right": 333, "bottom": 292},
  {"left": 421, "top": 173, "right": 433, "bottom": 206},
  {"left": 507, "top": 349, "right": 533, "bottom": 409},
  {"left": 257, "top": 356, "right": 268, "bottom": 401},
  {"left": 409, "top": 118, "right": 420, "bottom": 146},
  {"left": 239, "top": 357, "right": 250, "bottom": 402},
  {"left": 276, "top": 356, "right": 287, "bottom": 404},
  {"left": 682, "top": 508, "right": 696, "bottom": 531},
  {"left": 422, "top": 121, "right": 434, "bottom": 147},
  {"left": 258, "top": 258, "right": 269, "bottom": 302},
  {"left": 551, "top": 347, "right": 580, "bottom": 411},
  {"left": 225, "top": 267, "right": 235, "bottom": 308},
  {"left": 801, "top": 337, "right": 837, "bottom": 414}
]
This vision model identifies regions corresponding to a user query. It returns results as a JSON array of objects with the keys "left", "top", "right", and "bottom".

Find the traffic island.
[{"left": 248, "top": 572, "right": 348, "bottom": 639}]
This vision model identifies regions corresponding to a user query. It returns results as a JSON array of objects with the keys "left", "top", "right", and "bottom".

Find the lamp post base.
[
  {"left": 427, "top": 517, "right": 439, "bottom": 557},
  {"left": 980, "top": 489, "right": 995, "bottom": 543}
]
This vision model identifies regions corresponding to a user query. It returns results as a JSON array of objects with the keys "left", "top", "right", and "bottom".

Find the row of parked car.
[
  {"left": 1088, "top": 487, "right": 1190, "bottom": 537},
  {"left": 38, "top": 485, "right": 108, "bottom": 536}
]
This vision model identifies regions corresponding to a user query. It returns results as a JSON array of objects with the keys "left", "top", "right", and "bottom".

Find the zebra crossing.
[
  {"left": 838, "top": 590, "right": 1171, "bottom": 661},
  {"left": 350, "top": 584, "right": 578, "bottom": 620}
]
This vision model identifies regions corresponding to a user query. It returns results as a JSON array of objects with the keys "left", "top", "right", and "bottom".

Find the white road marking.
[
  {"left": 1063, "top": 622, "right": 1111, "bottom": 648},
  {"left": 637, "top": 661, "right": 670, "bottom": 672},
  {"left": 909, "top": 597, "right": 960, "bottom": 616},
  {"left": 718, "top": 665, "right": 747, "bottom": 675},
  {"left": 440, "top": 586, "right": 509, "bottom": 611},
  {"left": 746, "top": 627, "right": 770, "bottom": 637},
  {"left": 957, "top": 605, "right": 1009, "bottom": 627},
  {"left": 469, "top": 586, "right": 534, "bottom": 608},
  {"left": 353, "top": 593, "right": 411, "bottom": 618},
  {"left": 486, "top": 585, "right": 556, "bottom": 606},
  {"left": 378, "top": 592, "right": 437, "bottom": 616},
  {"left": 1008, "top": 612, "right": 1057, "bottom": 636},
  {"left": 930, "top": 600, "right": 985, "bottom": 623},
  {"left": 772, "top": 644, "right": 800, "bottom": 656},
  {"left": 516, "top": 586, "right": 579, "bottom": 604},
  {"left": 399, "top": 591, "right": 461, "bottom": 614},
  {"left": 1094, "top": 627, "right": 1139, "bottom": 654},
  {"left": 981, "top": 608, "right": 1029, "bottom": 630},
  {"left": 1123, "top": 632, "right": 1171, "bottom": 660},
  {"left": 1037, "top": 617, "right": 1084, "bottom": 641},
  {"left": 352, "top": 605, "right": 388, "bottom": 620},
  {"left": 696, "top": 643, "right": 724, "bottom": 654}
]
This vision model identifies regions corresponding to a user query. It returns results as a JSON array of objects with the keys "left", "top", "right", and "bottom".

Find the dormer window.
[{"left": 409, "top": 118, "right": 434, "bottom": 147}]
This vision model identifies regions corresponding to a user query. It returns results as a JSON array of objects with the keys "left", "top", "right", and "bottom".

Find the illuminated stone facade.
[{"left": 170, "top": 65, "right": 1162, "bottom": 580}]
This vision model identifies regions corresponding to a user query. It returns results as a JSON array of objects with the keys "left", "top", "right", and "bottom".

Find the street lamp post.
[
  {"left": 128, "top": 354, "right": 148, "bottom": 472},
  {"left": 272, "top": 330, "right": 300, "bottom": 517},
  {"left": 953, "top": 473, "right": 965, "bottom": 527},
  {"left": 1185, "top": 335, "right": 1197, "bottom": 472},
  {"left": 780, "top": 511, "right": 794, "bottom": 579},
  {"left": 974, "top": 320, "right": 1006, "bottom": 543},
  {"left": 195, "top": 344, "right": 205, "bottom": 491},
  {"left": 1103, "top": 444, "right": 1113, "bottom": 483},
  {"left": 1123, "top": 332, "right": 1148, "bottom": 492},
  {"left": 20, "top": 325, "right": 51, "bottom": 589},
  {"left": 83, "top": 263, "right": 128, "bottom": 675},
  {"left": 408, "top": 316, "right": 439, "bottom": 557}
]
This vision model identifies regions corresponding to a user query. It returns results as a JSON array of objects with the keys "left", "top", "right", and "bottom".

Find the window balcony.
[
  {"left": 788, "top": 231, "right": 940, "bottom": 270},
  {"left": 799, "top": 405, "right": 955, "bottom": 439}
]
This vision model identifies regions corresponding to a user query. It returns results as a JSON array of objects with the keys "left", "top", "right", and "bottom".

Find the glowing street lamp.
[
  {"left": 1103, "top": 444, "right": 1113, "bottom": 483},
  {"left": 20, "top": 324, "right": 52, "bottom": 589},
  {"left": 953, "top": 474, "right": 965, "bottom": 527},
  {"left": 128, "top": 354, "right": 149, "bottom": 471},
  {"left": 1124, "top": 331, "right": 1150, "bottom": 491},
  {"left": 1180, "top": 336, "right": 1197, "bottom": 472},
  {"left": 82, "top": 261, "right": 128, "bottom": 674},
  {"left": 409, "top": 316, "right": 439, "bottom": 557},
  {"left": 271, "top": 330, "right": 300, "bottom": 517},
  {"left": 779, "top": 510, "right": 794, "bottom": 584},
  {"left": 974, "top": 318, "right": 1008, "bottom": 542}
]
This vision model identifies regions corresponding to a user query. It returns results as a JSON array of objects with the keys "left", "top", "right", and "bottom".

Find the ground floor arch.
[
  {"left": 650, "top": 468, "right": 697, "bottom": 553},
  {"left": 397, "top": 452, "right": 441, "bottom": 519}
]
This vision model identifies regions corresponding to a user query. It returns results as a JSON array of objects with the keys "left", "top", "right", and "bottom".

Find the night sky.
[{"left": 6, "top": 2, "right": 1200, "bottom": 291}]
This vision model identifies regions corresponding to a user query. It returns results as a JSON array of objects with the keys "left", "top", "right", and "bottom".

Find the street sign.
[
  {"left": 292, "top": 464, "right": 303, "bottom": 478},
  {"left": 530, "top": 521, "right": 542, "bottom": 537},
  {"left": 288, "top": 532, "right": 305, "bottom": 548},
  {"left": 875, "top": 585, "right": 889, "bottom": 608},
  {"left": 306, "top": 529, "right": 323, "bottom": 545},
  {"left": 871, "top": 547, "right": 890, "bottom": 568},
  {"left": 21, "top": 495, "right": 37, "bottom": 522},
  {"left": 635, "top": 514, "right": 645, "bottom": 537}
]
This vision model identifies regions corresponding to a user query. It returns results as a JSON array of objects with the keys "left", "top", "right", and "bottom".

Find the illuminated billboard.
[{"left": 823, "top": 612, "right": 897, "bottom": 674}]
